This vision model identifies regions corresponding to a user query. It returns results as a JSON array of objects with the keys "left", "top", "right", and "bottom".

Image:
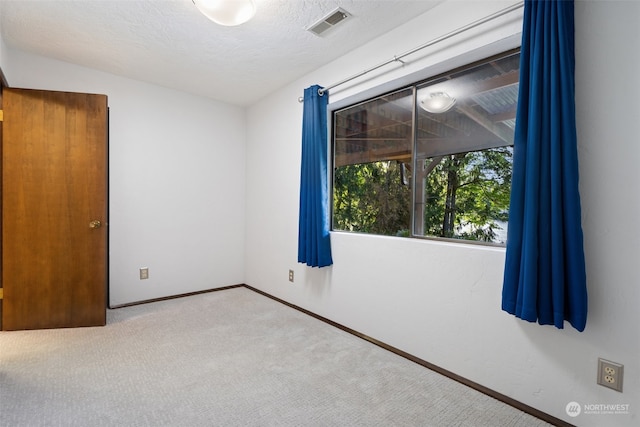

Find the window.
[{"left": 332, "top": 50, "right": 519, "bottom": 244}]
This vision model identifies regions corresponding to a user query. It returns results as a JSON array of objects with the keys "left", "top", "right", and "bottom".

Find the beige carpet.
[{"left": 0, "top": 287, "right": 552, "bottom": 426}]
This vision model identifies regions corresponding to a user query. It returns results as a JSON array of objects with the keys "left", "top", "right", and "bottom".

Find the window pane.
[
  {"left": 413, "top": 52, "right": 518, "bottom": 243},
  {"left": 332, "top": 50, "right": 519, "bottom": 245},
  {"left": 333, "top": 88, "right": 414, "bottom": 236}
]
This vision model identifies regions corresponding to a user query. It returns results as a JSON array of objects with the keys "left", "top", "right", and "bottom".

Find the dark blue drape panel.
[
  {"left": 298, "top": 85, "right": 333, "bottom": 267},
  {"left": 502, "top": 0, "right": 587, "bottom": 331}
]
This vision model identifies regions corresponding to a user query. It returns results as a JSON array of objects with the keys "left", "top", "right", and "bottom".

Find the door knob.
[{"left": 89, "top": 220, "right": 102, "bottom": 229}]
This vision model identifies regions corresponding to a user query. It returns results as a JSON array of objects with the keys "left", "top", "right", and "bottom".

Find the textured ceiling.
[{"left": 0, "top": 0, "right": 443, "bottom": 106}]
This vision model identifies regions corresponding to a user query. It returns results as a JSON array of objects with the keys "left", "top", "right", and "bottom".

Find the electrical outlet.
[
  {"left": 140, "top": 267, "right": 149, "bottom": 280},
  {"left": 597, "top": 358, "right": 623, "bottom": 392},
  {"left": 288, "top": 269, "right": 294, "bottom": 283}
]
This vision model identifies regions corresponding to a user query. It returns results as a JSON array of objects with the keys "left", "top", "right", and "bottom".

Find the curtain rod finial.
[{"left": 299, "top": 86, "right": 326, "bottom": 102}]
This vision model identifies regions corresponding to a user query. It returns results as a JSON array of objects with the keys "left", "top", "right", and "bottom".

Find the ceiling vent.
[{"left": 306, "top": 8, "right": 351, "bottom": 36}]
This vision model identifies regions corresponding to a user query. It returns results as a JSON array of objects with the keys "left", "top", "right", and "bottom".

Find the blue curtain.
[
  {"left": 502, "top": 0, "right": 587, "bottom": 331},
  {"left": 298, "top": 85, "right": 333, "bottom": 267}
]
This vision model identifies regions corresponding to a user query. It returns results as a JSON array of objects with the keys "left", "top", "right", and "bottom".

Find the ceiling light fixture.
[
  {"left": 419, "top": 92, "right": 456, "bottom": 114},
  {"left": 192, "top": 0, "right": 256, "bottom": 26}
]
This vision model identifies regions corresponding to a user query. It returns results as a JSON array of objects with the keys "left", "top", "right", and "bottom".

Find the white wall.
[
  {"left": 0, "top": 35, "right": 6, "bottom": 77},
  {"left": 245, "top": 1, "right": 639, "bottom": 426},
  {"left": 3, "top": 49, "right": 247, "bottom": 306},
  {"left": 0, "top": 15, "right": 9, "bottom": 82}
]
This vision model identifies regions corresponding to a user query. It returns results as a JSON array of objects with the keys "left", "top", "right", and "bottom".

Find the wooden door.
[{"left": 2, "top": 88, "right": 107, "bottom": 330}]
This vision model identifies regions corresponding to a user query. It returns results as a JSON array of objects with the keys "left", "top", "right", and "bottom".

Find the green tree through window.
[{"left": 334, "top": 161, "right": 411, "bottom": 236}]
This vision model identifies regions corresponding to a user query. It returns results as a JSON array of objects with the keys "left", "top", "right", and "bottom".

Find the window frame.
[{"left": 328, "top": 41, "right": 521, "bottom": 247}]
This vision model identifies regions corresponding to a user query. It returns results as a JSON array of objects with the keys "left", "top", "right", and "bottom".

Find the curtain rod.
[{"left": 298, "top": 1, "right": 524, "bottom": 102}]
